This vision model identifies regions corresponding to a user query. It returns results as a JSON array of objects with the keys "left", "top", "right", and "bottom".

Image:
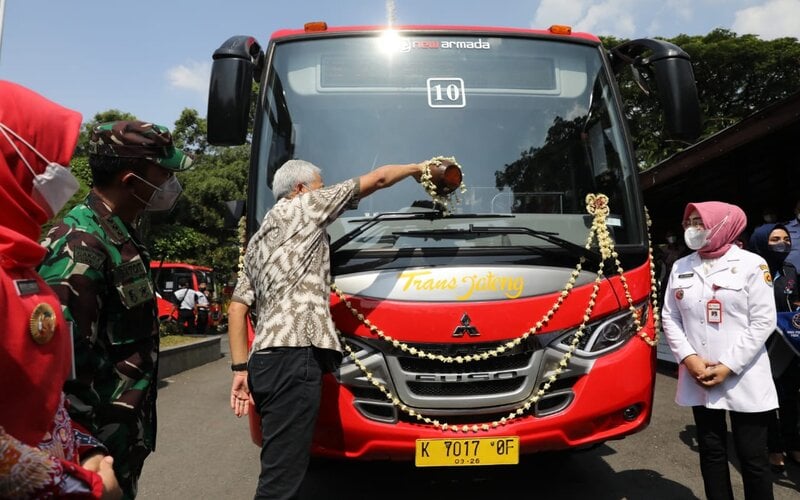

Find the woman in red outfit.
[{"left": 0, "top": 80, "right": 120, "bottom": 499}]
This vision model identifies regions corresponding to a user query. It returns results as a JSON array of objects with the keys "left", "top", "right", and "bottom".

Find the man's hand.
[
  {"left": 81, "top": 454, "right": 121, "bottom": 500},
  {"left": 97, "top": 456, "right": 122, "bottom": 500},
  {"left": 412, "top": 162, "right": 426, "bottom": 183},
  {"left": 80, "top": 452, "right": 104, "bottom": 471},
  {"left": 231, "top": 372, "right": 252, "bottom": 417}
]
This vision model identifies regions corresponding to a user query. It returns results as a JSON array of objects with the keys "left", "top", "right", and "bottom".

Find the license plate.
[{"left": 415, "top": 436, "right": 519, "bottom": 467}]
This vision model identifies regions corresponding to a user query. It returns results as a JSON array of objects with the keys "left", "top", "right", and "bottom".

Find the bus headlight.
[{"left": 556, "top": 302, "right": 649, "bottom": 355}]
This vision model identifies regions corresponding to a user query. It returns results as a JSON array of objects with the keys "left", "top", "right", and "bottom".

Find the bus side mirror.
[
  {"left": 224, "top": 200, "right": 245, "bottom": 229},
  {"left": 208, "top": 36, "right": 263, "bottom": 146},
  {"left": 611, "top": 38, "right": 702, "bottom": 142}
]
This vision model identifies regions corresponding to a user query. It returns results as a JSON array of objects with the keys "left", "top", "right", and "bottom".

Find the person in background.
[
  {"left": 733, "top": 230, "right": 749, "bottom": 250},
  {"left": 654, "top": 227, "right": 689, "bottom": 303},
  {"left": 195, "top": 282, "right": 211, "bottom": 335},
  {"left": 785, "top": 199, "right": 800, "bottom": 271},
  {"left": 38, "top": 120, "right": 193, "bottom": 499},
  {"left": 172, "top": 278, "right": 199, "bottom": 334},
  {"left": 761, "top": 206, "right": 779, "bottom": 225},
  {"left": 662, "top": 201, "right": 778, "bottom": 500},
  {"left": 749, "top": 222, "right": 800, "bottom": 473},
  {"left": 0, "top": 80, "right": 120, "bottom": 498},
  {"left": 232, "top": 158, "right": 427, "bottom": 499}
]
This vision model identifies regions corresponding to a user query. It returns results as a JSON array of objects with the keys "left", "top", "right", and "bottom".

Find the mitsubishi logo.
[{"left": 452, "top": 313, "right": 480, "bottom": 337}]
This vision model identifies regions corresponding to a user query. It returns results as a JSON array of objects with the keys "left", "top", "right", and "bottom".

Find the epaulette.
[{"left": 98, "top": 215, "right": 130, "bottom": 245}]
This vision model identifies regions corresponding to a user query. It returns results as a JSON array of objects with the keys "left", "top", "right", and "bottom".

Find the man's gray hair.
[{"left": 272, "top": 159, "right": 322, "bottom": 200}]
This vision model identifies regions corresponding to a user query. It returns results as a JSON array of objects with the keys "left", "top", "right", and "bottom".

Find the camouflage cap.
[{"left": 88, "top": 120, "right": 193, "bottom": 171}]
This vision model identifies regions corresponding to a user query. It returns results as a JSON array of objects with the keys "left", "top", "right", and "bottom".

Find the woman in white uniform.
[{"left": 662, "top": 201, "right": 778, "bottom": 500}]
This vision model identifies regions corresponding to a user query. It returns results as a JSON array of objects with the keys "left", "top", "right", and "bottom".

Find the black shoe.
[
  {"left": 769, "top": 453, "right": 786, "bottom": 474},
  {"left": 770, "top": 463, "right": 786, "bottom": 474}
]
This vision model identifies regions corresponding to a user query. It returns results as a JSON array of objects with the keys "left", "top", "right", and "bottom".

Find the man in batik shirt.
[
  {"left": 229, "top": 158, "right": 425, "bottom": 499},
  {"left": 38, "top": 120, "right": 192, "bottom": 499}
]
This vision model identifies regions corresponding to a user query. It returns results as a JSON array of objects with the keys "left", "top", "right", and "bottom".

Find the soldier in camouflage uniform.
[{"left": 38, "top": 120, "right": 192, "bottom": 499}]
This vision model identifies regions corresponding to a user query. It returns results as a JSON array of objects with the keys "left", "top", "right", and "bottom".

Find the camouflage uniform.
[{"left": 38, "top": 191, "right": 159, "bottom": 499}]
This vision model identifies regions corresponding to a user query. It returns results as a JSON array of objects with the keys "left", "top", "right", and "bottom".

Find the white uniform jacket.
[{"left": 662, "top": 245, "right": 778, "bottom": 412}]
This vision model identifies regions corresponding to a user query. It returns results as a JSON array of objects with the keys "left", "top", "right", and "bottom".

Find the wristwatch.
[{"left": 230, "top": 362, "right": 248, "bottom": 372}]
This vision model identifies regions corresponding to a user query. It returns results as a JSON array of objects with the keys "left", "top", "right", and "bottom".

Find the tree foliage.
[
  {"left": 602, "top": 29, "right": 800, "bottom": 169},
  {"left": 146, "top": 111, "right": 250, "bottom": 278}
]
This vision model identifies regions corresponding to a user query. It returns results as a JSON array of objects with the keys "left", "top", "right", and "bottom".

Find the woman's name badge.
[{"left": 707, "top": 299, "right": 722, "bottom": 324}]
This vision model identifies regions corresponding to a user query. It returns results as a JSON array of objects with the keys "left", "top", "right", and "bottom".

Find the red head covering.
[
  {"left": 0, "top": 80, "right": 82, "bottom": 242},
  {"left": 0, "top": 81, "right": 81, "bottom": 445},
  {"left": 683, "top": 201, "right": 747, "bottom": 259}
]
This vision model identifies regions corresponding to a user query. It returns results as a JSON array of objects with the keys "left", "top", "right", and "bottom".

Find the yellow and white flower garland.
[
  {"left": 332, "top": 194, "right": 662, "bottom": 433},
  {"left": 419, "top": 156, "right": 468, "bottom": 215},
  {"left": 236, "top": 215, "right": 247, "bottom": 282}
]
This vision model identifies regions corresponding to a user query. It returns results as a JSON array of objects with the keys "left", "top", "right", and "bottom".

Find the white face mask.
[
  {"left": 684, "top": 227, "right": 708, "bottom": 250},
  {"left": 0, "top": 122, "right": 79, "bottom": 216},
  {"left": 130, "top": 173, "right": 182, "bottom": 212}
]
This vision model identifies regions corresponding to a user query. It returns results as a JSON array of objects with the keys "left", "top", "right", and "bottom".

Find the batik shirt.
[
  {"left": 241, "top": 178, "right": 359, "bottom": 355},
  {"left": 37, "top": 191, "right": 159, "bottom": 459},
  {"left": 0, "top": 396, "right": 107, "bottom": 499}
]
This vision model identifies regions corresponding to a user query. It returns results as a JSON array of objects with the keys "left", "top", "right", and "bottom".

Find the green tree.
[
  {"left": 146, "top": 108, "right": 252, "bottom": 277},
  {"left": 172, "top": 108, "right": 209, "bottom": 156}
]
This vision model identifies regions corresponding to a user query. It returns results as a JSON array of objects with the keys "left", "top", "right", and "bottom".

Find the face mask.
[
  {"left": 684, "top": 227, "right": 708, "bottom": 250},
  {"left": 666, "top": 236, "right": 676, "bottom": 245},
  {"left": 769, "top": 242, "right": 790, "bottom": 254},
  {"left": 0, "top": 122, "right": 79, "bottom": 216},
  {"left": 130, "top": 173, "right": 182, "bottom": 212}
]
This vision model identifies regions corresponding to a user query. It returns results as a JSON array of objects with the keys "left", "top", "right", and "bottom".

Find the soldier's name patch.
[
  {"left": 74, "top": 245, "right": 106, "bottom": 270},
  {"left": 113, "top": 260, "right": 147, "bottom": 284},
  {"left": 14, "top": 279, "right": 40, "bottom": 296},
  {"left": 117, "top": 278, "right": 154, "bottom": 308},
  {"left": 678, "top": 272, "right": 694, "bottom": 278}
]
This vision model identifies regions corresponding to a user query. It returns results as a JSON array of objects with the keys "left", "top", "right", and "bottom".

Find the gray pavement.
[{"left": 138, "top": 337, "right": 800, "bottom": 499}]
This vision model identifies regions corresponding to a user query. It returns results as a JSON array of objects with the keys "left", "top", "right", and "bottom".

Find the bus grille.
[{"left": 342, "top": 338, "right": 586, "bottom": 423}]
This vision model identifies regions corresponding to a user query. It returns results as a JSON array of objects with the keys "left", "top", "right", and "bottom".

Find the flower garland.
[
  {"left": 236, "top": 215, "right": 247, "bottom": 282},
  {"left": 332, "top": 193, "right": 662, "bottom": 433},
  {"left": 419, "top": 156, "right": 468, "bottom": 215}
]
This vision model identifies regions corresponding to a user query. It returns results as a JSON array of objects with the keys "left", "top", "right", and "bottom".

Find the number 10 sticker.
[{"left": 427, "top": 78, "right": 466, "bottom": 108}]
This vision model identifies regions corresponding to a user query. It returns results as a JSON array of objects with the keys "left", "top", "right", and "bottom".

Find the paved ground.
[{"left": 137, "top": 337, "right": 800, "bottom": 499}]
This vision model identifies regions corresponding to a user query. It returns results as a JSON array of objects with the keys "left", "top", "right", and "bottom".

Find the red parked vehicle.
[
  {"left": 208, "top": 21, "right": 700, "bottom": 466},
  {"left": 150, "top": 262, "right": 223, "bottom": 334}
]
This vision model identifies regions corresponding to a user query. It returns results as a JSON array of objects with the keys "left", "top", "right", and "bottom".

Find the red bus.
[
  {"left": 150, "top": 262, "right": 222, "bottom": 333},
  {"left": 207, "top": 22, "right": 700, "bottom": 466}
]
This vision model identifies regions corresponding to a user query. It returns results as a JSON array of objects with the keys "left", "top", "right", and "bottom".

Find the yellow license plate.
[{"left": 415, "top": 436, "right": 519, "bottom": 467}]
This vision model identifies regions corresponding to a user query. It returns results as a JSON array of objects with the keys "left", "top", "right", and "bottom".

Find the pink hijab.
[{"left": 683, "top": 201, "right": 747, "bottom": 259}]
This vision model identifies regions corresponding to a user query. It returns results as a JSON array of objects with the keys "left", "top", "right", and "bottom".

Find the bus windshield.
[{"left": 253, "top": 33, "right": 643, "bottom": 254}]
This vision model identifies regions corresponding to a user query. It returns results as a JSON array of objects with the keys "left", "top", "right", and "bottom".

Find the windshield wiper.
[
  {"left": 331, "top": 211, "right": 514, "bottom": 252},
  {"left": 392, "top": 224, "right": 601, "bottom": 263}
]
